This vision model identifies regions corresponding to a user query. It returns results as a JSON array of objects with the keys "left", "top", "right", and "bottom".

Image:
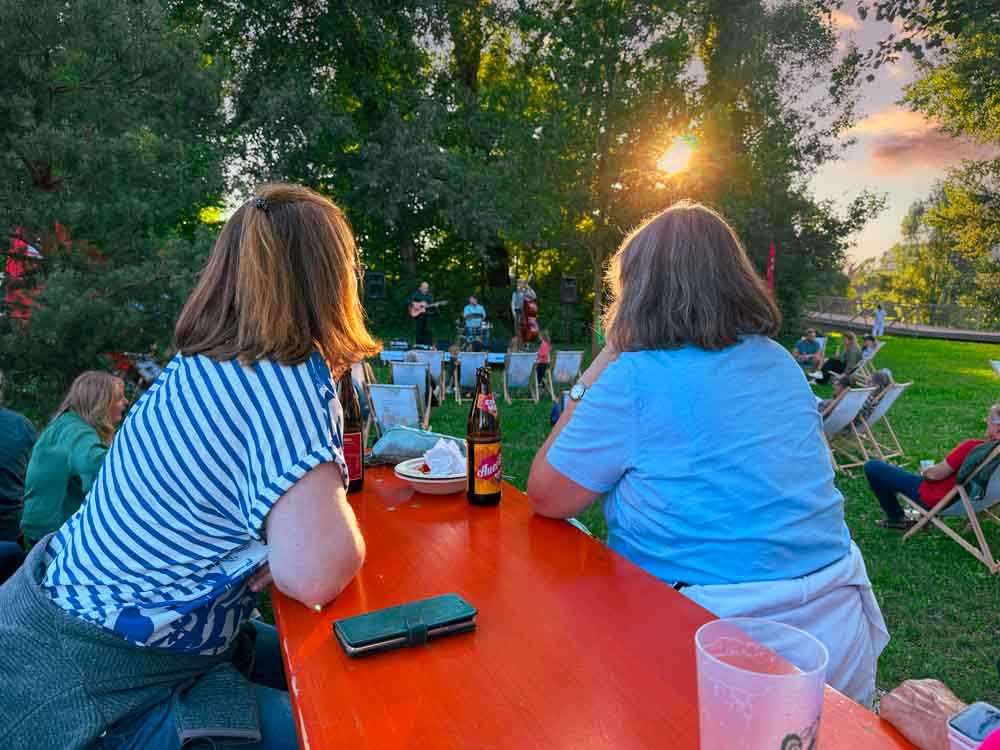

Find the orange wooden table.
[{"left": 274, "top": 466, "right": 914, "bottom": 749}]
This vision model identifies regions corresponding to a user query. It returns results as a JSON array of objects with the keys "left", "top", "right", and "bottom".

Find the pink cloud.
[
  {"left": 869, "top": 131, "right": 998, "bottom": 170},
  {"left": 847, "top": 106, "right": 999, "bottom": 171}
]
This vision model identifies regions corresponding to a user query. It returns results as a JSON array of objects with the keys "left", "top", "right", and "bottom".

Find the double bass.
[{"left": 519, "top": 277, "right": 539, "bottom": 343}]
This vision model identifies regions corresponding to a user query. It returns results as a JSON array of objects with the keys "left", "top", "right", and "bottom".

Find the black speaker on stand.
[
  {"left": 558, "top": 277, "right": 577, "bottom": 342},
  {"left": 364, "top": 271, "right": 385, "bottom": 337}
]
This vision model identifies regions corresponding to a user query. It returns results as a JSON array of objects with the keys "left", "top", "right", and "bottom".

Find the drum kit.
[{"left": 457, "top": 315, "right": 492, "bottom": 350}]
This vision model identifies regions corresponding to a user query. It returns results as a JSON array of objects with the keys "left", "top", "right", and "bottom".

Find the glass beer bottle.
[
  {"left": 466, "top": 366, "right": 502, "bottom": 505},
  {"left": 338, "top": 370, "right": 365, "bottom": 494}
]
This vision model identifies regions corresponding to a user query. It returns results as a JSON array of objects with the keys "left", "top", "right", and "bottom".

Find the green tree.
[{"left": 0, "top": 0, "right": 226, "bottom": 416}]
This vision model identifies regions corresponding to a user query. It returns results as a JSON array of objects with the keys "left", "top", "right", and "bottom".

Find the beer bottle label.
[
  {"left": 472, "top": 442, "right": 502, "bottom": 494},
  {"left": 343, "top": 431, "right": 363, "bottom": 482},
  {"left": 476, "top": 393, "right": 497, "bottom": 417}
]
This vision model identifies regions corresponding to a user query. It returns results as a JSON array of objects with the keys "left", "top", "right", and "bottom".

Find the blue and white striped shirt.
[{"left": 42, "top": 352, "right": 347, "bottom": 654}]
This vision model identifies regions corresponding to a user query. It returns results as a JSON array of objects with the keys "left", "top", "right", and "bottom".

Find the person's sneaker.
[{"left": 808, "top": 371, "right": 823, "bottom": 380}]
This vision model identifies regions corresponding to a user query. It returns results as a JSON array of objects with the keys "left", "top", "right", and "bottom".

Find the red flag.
[{"left": 766, "top": 242, "right": 776, "bottom": 293}]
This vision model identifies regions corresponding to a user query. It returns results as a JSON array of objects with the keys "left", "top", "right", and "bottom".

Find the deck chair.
[
  {"left": 407, "top": 350, "right": 446, "bottom": 403},
  {"left": 389, "top": 361, "right": 431, "bottom": 429},
  {"left": 367, "top": 383, "right": 424, "bottom": 436},
  {"left": 351, "top": 361, "right": 377, "bottom": 445},
  {"left": 503, "top": 352, "right": 539, "bottom": 404},
  {"left": 853, "top": 341, "right": 886, "bottom": 383},
  {"left": 901, "top": 443, "right": 1000, "bottom": 574},
  {"left": 821, "top": 386, "right": 876, "bottom": 474},
  {"left": 547, "top": 350, "right": 584, "bottom": 402},
  {"left": 454, "top": 351, "right": 488, "bottom": 404},
  {"left": 854, "top": 381, "right": 911, "bottom": 462},
  {"left": 991, "top": 360, "right": 1000, "bottom": 378}
]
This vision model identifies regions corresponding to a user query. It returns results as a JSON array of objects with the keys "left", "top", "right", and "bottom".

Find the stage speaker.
[
  {"left": 560, "top": 277, "right": 578, "bottom": 304},
  {"left": 365, "top": 271, "right": 385, "bottom": 300}
]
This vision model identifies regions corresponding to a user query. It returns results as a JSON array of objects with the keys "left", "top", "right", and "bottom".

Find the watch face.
[{"left": 570, "top": 383, "right": 586, "bottom": 401}]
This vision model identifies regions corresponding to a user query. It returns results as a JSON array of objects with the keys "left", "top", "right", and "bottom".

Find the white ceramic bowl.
[{"left": 394, "top": 458, "right": 467, "bottom": 496}]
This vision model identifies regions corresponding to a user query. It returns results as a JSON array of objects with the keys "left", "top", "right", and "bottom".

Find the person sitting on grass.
[
  {"left": 812, "top": 332, "right": 862, "bottom": 384},
  {"left": 864, "top": 401, "right": 1000, "bottom": 530},
  {"left": 527, "top": 200, "right": 888, "bottom": 707},
  {"left": 793, "top": 328, "right": 824, "bottom": 370},
  {"left": 20, "top": 371, "right": 128, "bottom": 546},
  {"left": 861, "top": 333, "right": 878, "bottom": 357}
]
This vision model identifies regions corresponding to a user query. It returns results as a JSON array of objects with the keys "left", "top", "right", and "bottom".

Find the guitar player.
[{"left": 407, "top": 281, "right": 435, "bottom": 347}]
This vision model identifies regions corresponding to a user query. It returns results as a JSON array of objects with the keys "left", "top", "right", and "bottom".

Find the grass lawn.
[{"left": 369, "top": 335, "right": 1000, "bottom": 704}]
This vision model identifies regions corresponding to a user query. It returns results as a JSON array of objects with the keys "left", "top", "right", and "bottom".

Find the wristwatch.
[{"left": 568, "top": 381, "right": 588, "bottom": 401}]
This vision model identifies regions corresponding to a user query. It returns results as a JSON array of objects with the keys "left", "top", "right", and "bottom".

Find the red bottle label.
[
  {"left": 477, "top": 394, "right": 497, "bottom": 417},
  {"left": 343, "top": 431, "right": 363, "bottom": 482},
  {"left": 472, "top": 442, "right": 502, "bottom": 494}
]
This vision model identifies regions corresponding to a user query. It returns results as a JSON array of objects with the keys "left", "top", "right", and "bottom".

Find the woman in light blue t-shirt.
[{"left": 527, "top": 201, "right": 888, "bottom": 706}]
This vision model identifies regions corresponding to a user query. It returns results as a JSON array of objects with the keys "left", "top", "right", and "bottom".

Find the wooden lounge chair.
[
  {"left": 503, "top": 352, "right": 539, "bottom": 405},
  {"left": 367, "top": 383, "right": 424, "bottom": 437},
  {"left": 454, "top": 351, "right": 488, "bottom": 404},
  {"left": 546, "top": 350, "right": 584, "bottom": 402},
  {"left": 350, "top": 361, "right": 377, "bottom": 445},
  {"left": 821, "top": 386, "right": 876, "bottom": 474},
  {"left": 854, "top": 381, "right": 911, "bottom": 462},
  {"left": 407, "top": 350, "right": 446, "bottom": 403},
  {"left": 901, "top": 442, "right": 1000, "bottom": 574},
  {"left": 853, "top": 341, "right": 886, "bottom": 384},
  {"left": 389, "top": 361, "right": 432, "bottom": 429}
]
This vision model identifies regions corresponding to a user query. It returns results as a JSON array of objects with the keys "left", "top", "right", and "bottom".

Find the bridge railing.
[{"left": 810, "top": 296, "right": 998, "bottom": 332}]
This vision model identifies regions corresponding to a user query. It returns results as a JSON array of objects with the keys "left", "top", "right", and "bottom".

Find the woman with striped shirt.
[{"left": 0, "top": 183, "right": 379, "bottom": 749}]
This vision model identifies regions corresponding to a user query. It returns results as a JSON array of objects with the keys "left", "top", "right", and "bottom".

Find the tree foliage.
[{"left": 2, "top": 0, "right": 884, "bottom": 414}]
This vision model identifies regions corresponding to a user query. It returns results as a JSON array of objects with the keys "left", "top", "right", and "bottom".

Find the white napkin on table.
[{"left": 423, "top": 438, "right": 466, "bottom": 476}]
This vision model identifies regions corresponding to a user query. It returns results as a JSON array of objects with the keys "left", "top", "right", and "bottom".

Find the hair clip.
[{"left": 254, "top": 197, "right": 270, "bottom": 212}]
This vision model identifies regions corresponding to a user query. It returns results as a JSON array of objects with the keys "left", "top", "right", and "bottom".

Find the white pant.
[{"left": 680, "top": 543, "right": 889, "bottom": 707}]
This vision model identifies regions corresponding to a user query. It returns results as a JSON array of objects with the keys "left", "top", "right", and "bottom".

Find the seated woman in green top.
[{"left": 20, "top": 371, "right": 127, "bottom": 544}]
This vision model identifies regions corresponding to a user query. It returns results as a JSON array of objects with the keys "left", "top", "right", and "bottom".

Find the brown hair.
[
  {"left": 603, "top": 201, "right": 781, "bottom": 351},
  {"left": 174, "top": 183, "right": 381, "bottom": 374},
  {"left": 53, "top": 371, "right": 123, "bottom": 445}
]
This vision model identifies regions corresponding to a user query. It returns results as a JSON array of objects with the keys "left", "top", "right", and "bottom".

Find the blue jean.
[
  {"left": 864, "top": 460, "right": 924, "bottom": 522},
  {"left": 93, "top": 621, "right": 297, "bottom": 750}
]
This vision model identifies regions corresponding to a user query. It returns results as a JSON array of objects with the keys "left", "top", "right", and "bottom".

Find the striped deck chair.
[
  {"left": 367, "top": 383, "right": 423, "bottom": 437},
  {"left": 546, "top": 350, "right": 584, "bottom": 402},
  {"left": 854, "top": 381, "right": 911, "bottom": 462},
  {"left": 821, "top": 386, "right": 876, "bottom": 474},
  {"left": 503, "top": 352, "right": 539, "bottom": 404},
  {"left": 901, "top": 442, "right": 1000, "bottom": 574},
  {"left": 389, "top": 361, "right": 432, "bottom": 429},
  {"left": 454, "top": 351, "right": 488, "bottom": 404}
]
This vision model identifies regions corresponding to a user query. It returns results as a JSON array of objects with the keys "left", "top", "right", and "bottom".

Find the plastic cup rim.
[{"left": 695, "top": 617, "right": 830, "bottom": 679}]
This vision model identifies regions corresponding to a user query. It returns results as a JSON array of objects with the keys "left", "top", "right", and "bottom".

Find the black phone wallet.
[{"left": 333, "top": 593, "right": 477, "bottom": 657}]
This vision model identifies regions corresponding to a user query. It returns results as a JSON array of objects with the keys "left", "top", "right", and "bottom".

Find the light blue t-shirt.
[
  {"left": 547, "top": 336, "right": 850, "bottom": 586},
  {"left": 463, "top": 304, "right": 486, "bottom": 328}
]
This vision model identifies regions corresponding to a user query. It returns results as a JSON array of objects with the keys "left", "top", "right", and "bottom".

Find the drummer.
[{"left": 463, "top": 295, "right": 487, "bottom": 332}]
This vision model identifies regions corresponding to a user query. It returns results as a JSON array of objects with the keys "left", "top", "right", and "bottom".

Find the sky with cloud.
[{"left": 809, "top": 3, "right": 996, "bottom": 263}]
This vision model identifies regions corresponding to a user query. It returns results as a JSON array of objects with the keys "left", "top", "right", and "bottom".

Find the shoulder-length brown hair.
[
  {"left": 174, "top": 183, "right": 380, "bottom": 374},
  {"left": 53, "top": 371, "right": 122, "bottom": 445},
  {"left": 602, "top": 201, "right": 781, "bottom": 352}
]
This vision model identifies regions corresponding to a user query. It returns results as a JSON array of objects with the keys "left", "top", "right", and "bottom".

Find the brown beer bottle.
[
  {"left": 466, "top": 366, "right": 502, "bottom": 506},
  {"left": 338, "top": 370, "right": 365, "bottom": 494}
]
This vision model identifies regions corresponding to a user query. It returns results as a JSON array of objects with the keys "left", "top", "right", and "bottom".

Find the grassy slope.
[{"left": 373, "top": 335, "right": 1000, "bottom": 704}]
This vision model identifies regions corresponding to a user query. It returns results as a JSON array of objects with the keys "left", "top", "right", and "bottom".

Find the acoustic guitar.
[{"left": 408, "top": 300, "right": 449, "bottom": 318}]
